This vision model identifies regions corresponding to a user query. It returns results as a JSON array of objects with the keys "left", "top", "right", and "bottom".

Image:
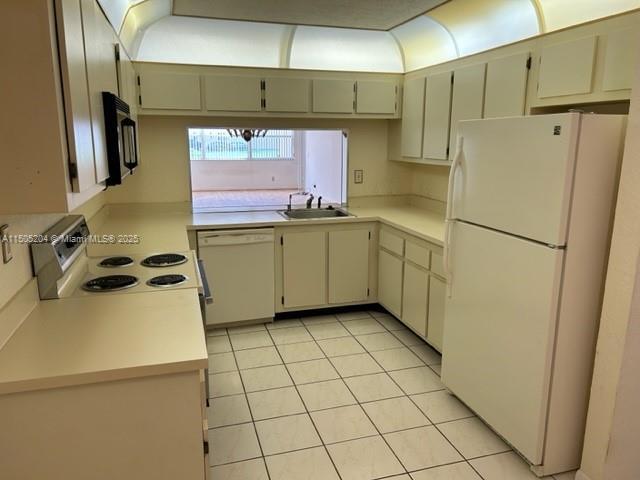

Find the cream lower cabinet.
[
  {"left": 378, "top": 249, "right": 404, "bottom": 317},
  {"left": 378, "top": 227, "right": 446, "bottom": 352},
  {"left": 329, "top": 230, "right": 370, "bottom": 304},
  {"left": 402, "top": 263, "right": 429, "bottom": 336},
  {"left": 282, "top": 231, "right": 327, "bottom": 309},
  {"left": 278, "top": 224, "right": 374, "bottom": 311},
  {"left": 0, "top": 371, "right": 207, "bottom": 480}
]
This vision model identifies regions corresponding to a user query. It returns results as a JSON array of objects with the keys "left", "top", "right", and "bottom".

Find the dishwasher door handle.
[{"left": 197, "top": 259, "right": 213, "bottom": 304}]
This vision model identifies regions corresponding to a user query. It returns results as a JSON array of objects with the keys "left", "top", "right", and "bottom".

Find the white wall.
[
  {"left": 303, "top": 130, "right": 344, "bottom": 204},
  {"left": 578, "top": 48, "right": 640, "bottom": 480}
]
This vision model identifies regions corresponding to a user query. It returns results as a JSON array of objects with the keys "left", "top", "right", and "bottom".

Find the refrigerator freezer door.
[
  {"left": 451, "top": 113, "right": 580, "bottom": 246},
  {"left": 441, "top": 221, "right": 564, "bottom": 464}
]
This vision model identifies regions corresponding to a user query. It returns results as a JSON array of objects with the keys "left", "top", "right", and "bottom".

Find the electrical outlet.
[{"left": 354, "top": 170, "right": 364, "bottom": 184}]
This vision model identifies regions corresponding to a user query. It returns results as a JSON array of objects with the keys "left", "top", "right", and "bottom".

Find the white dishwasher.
[{"left": 198, "top": 228, "right": 275, "bottom": 326}]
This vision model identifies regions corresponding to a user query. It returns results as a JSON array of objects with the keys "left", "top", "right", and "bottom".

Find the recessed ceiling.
[{"left": 172, "top": 0, "right": 450, "bottom": 30}]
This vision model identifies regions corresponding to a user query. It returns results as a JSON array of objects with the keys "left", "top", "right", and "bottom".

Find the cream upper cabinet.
[
  {"left": 400, "top": 77, "right": 426, "bottom": 158},
  {"left": 139, "top": 72, "right": 201, "bottom": 110},
  {"left": 602, "top": 28, "right": 638, "bottom": 92},
  {"left": 55, "top": 0, "right": 96, "bottom": 193},
  {"left": 356, "top": 80, "right": 397, "bottom": 114},
  {"left": 282, "top": 231, "right": 327, "bottom": 308},
  {"left": 449, "top": 63, "right": 486, "bottom": 158},
  {"left": 484, "top": 53, "right": 530, "bottom": 119},
  {"left": 427, "top": 274, "right": 446, "bottom": 352},
  {"left": 538, "top": 36, "right": 597, "bottom": 98},
  {"left": 313, "top": 79, "right": 354, "bottom": 113},
  {"left": 81, "top": 0, "right": 119, "bottom": 183},
  {"left": 328, "top": 229, "right": 370, "bottom": 304},
  {"left": 378, "top": 249, "right": 403, "bottom": 318},
  {"left": 116, "top": 46, "right": 137, "bottom": 115},
  {"left": 264, "top": 78, "right": 310, "bottom": 112},
  {"left": 423, "top": 71, "right": 453, "bottom": 161},
  {"left": 204, "top": 75, "right": 262, "bottom": 112},
  {"left": 402, "top": 263, "right": 429, "bottom": 337}
]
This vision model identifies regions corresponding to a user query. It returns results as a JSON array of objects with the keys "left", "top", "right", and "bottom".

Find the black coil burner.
[
  {"left": 141, "top": 253, "right": 188, "bottom": 268},
  {"left": 147, "top": 274, "right": 188, "bottom": 287},
  {"left": 98, "top": 256, "right": 134, "bottom": 268},
  {"left": 82, "top": 275, "right": 138, "bottom": 292}
]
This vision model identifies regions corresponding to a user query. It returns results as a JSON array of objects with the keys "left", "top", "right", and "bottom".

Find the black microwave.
[{"left": 102, "top": 92, "right": 138, "bottom": 186}]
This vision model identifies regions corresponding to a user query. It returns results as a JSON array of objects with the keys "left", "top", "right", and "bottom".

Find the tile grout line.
[
  {"left": 318, "top": 312, "right": 414, "bottom": 477},
  {"left": 225, "top": 329, "right": 274, "bottom": 480},
  {"left": 209, "top": 312, "right": 507, "bottom": 480},
  {"left": 359, "top": 313, "right": 494, "bottom": 480},
  {"left": 265, "top": 318, "right": 347, "bottom": 480}
]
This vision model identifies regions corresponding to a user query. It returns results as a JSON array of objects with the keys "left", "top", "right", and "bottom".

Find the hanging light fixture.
[{"left": 226, "top": 129, "right": 268, "bottom": 142}]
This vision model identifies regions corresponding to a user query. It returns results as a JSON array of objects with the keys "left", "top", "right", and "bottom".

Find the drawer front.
[
  {"left": 405, "top": 242, "right": 430, "bottom": 269},
  {"left": 431, "top": 250, "right": 445, "bottom": 278},
  {"left": 380, "top": 230, "right": 404, "bottom": 256}
]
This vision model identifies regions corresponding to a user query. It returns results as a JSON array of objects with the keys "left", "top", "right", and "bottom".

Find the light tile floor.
[{"left": 206, "top": 311, "right": 577, "bottom": 480}]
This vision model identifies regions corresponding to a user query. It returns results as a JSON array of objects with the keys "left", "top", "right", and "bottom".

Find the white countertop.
[
  {"left": 0, "top": 202, "right": 442, "bottom": 396},
  {"left": 0, "top": 289, "right": 207, "bottom": 395},
  {"left": 88, "top": 204, "right": 445, "bottom": 255}
]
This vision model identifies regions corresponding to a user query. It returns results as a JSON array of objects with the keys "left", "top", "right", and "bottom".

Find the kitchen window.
[
  {"left": 188, "top": 128, "right": 295, "bottom": 161},
  {"left": 188, "top": 128, "right": 347, "bottom": 213}
]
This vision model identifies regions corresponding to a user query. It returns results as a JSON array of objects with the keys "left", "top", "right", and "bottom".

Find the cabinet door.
[
  {"left": 402, "top": 263, "right": 429, "bottom": 337},
  {"left": 313, "top": 79, "right": 354, "bottom": 113},
  {"left": 449, "top": 63, "right": 486, "bottom": 158},
  {"left": 427, "top": 275, "right": 446, "bottom": 352},
  {"left": 603, "top": 28, "right": 638, "bottom": 91},
  {"left": 282, "top": 232, "right": 327, "bottom": 308},
  {"left": 484, "top": 53, "right": 529, "bottom": 119},
  {"left": 204, "top": 75, "right": 262, "bottom": 112},
  {"left": 378, "top": 249, "right": 403, "bottom": 317},
  {"left": 400, "top": 77, "right": 425, "bottom": 158},
  {"left": 356, "top": 81, "right": 397, "bottom": 114},
  {"left": 423, "top": 71, "right": 453, "bottom": 161},
  {"left": 538, "top": 36, "right": 597, "bottom": 98},
  {"left": 56, "top": 0, "right": 96, "bottom": 192},
  {"left": 116, "top": 45, "right": 137, "bottom": 115},
  {"left": 82, "top": 0, "right": 119, "bottom": 183},
  {"left": 264, "top": 78, "right": 310, "bottom": 112},
  {"left": 139, "top": 72, "right": 201, "bottom": 110},
  {"left": 328, "top": 229, "right": 370, "bottom": 304}
]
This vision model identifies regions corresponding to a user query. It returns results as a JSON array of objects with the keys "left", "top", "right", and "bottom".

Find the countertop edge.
[
  {"left": 186, "top": 212, "right": 444, "bottom": 246},
  {"left": 0, "top": 357, "right": 208, "bottom": 396}
]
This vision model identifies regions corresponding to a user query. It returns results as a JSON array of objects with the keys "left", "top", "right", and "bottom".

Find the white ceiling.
[
  {"left": 99, "top": 0, "right": 640, "bottom": 72},
  {"left": 171, "top": 0, "right": 450, "bottom": 30}
]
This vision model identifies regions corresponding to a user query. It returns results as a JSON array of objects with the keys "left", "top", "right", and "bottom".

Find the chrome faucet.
[
  {"left": 288, "top": 192, "right": 309, "bottom": 211},
  {"left": 306, "top": 194, "right": 315, "bottom": 209}
]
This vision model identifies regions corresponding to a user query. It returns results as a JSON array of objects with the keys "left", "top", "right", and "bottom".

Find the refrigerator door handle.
[{"left": 444, "top": 135, "right": 464, "bottom": 297}]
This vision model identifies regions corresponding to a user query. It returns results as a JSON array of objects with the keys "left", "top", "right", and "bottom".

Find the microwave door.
[{"left": 120, "top": 117, "right": 138, "bottom": 172}]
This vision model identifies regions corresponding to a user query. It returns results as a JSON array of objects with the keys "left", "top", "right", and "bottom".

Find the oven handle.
[{"left": 197, "top": 259, "right": 213, "bottom": 304}]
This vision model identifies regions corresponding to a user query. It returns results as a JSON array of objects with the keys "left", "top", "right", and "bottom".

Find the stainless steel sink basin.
[{"left": 279, "top": 208, "right": 351, "bottom": 220}]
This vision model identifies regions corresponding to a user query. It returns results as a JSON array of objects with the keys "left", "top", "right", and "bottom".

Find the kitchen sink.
[{"left": 279, "top": 208, "right": 352, "bottom": 220}]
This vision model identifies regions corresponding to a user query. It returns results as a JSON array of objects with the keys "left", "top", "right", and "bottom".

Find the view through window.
[
  {"left": 188, "top": 128, "right": 346, "bottom": 212},
  {"left": 189, "top": 129, "right": 295, "bottom": 161}
]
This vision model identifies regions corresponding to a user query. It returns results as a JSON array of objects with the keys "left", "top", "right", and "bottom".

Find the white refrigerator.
[{"left": 441, "top": 113, "right": 626, "bottom": 476}]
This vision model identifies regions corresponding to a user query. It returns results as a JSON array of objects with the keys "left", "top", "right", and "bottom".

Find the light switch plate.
[
  {"left": 0, "top": 224, "right": 12, "bottom": 264},
  {"left": 354, "top": 170, "right": 364, "bottom": 184}
]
